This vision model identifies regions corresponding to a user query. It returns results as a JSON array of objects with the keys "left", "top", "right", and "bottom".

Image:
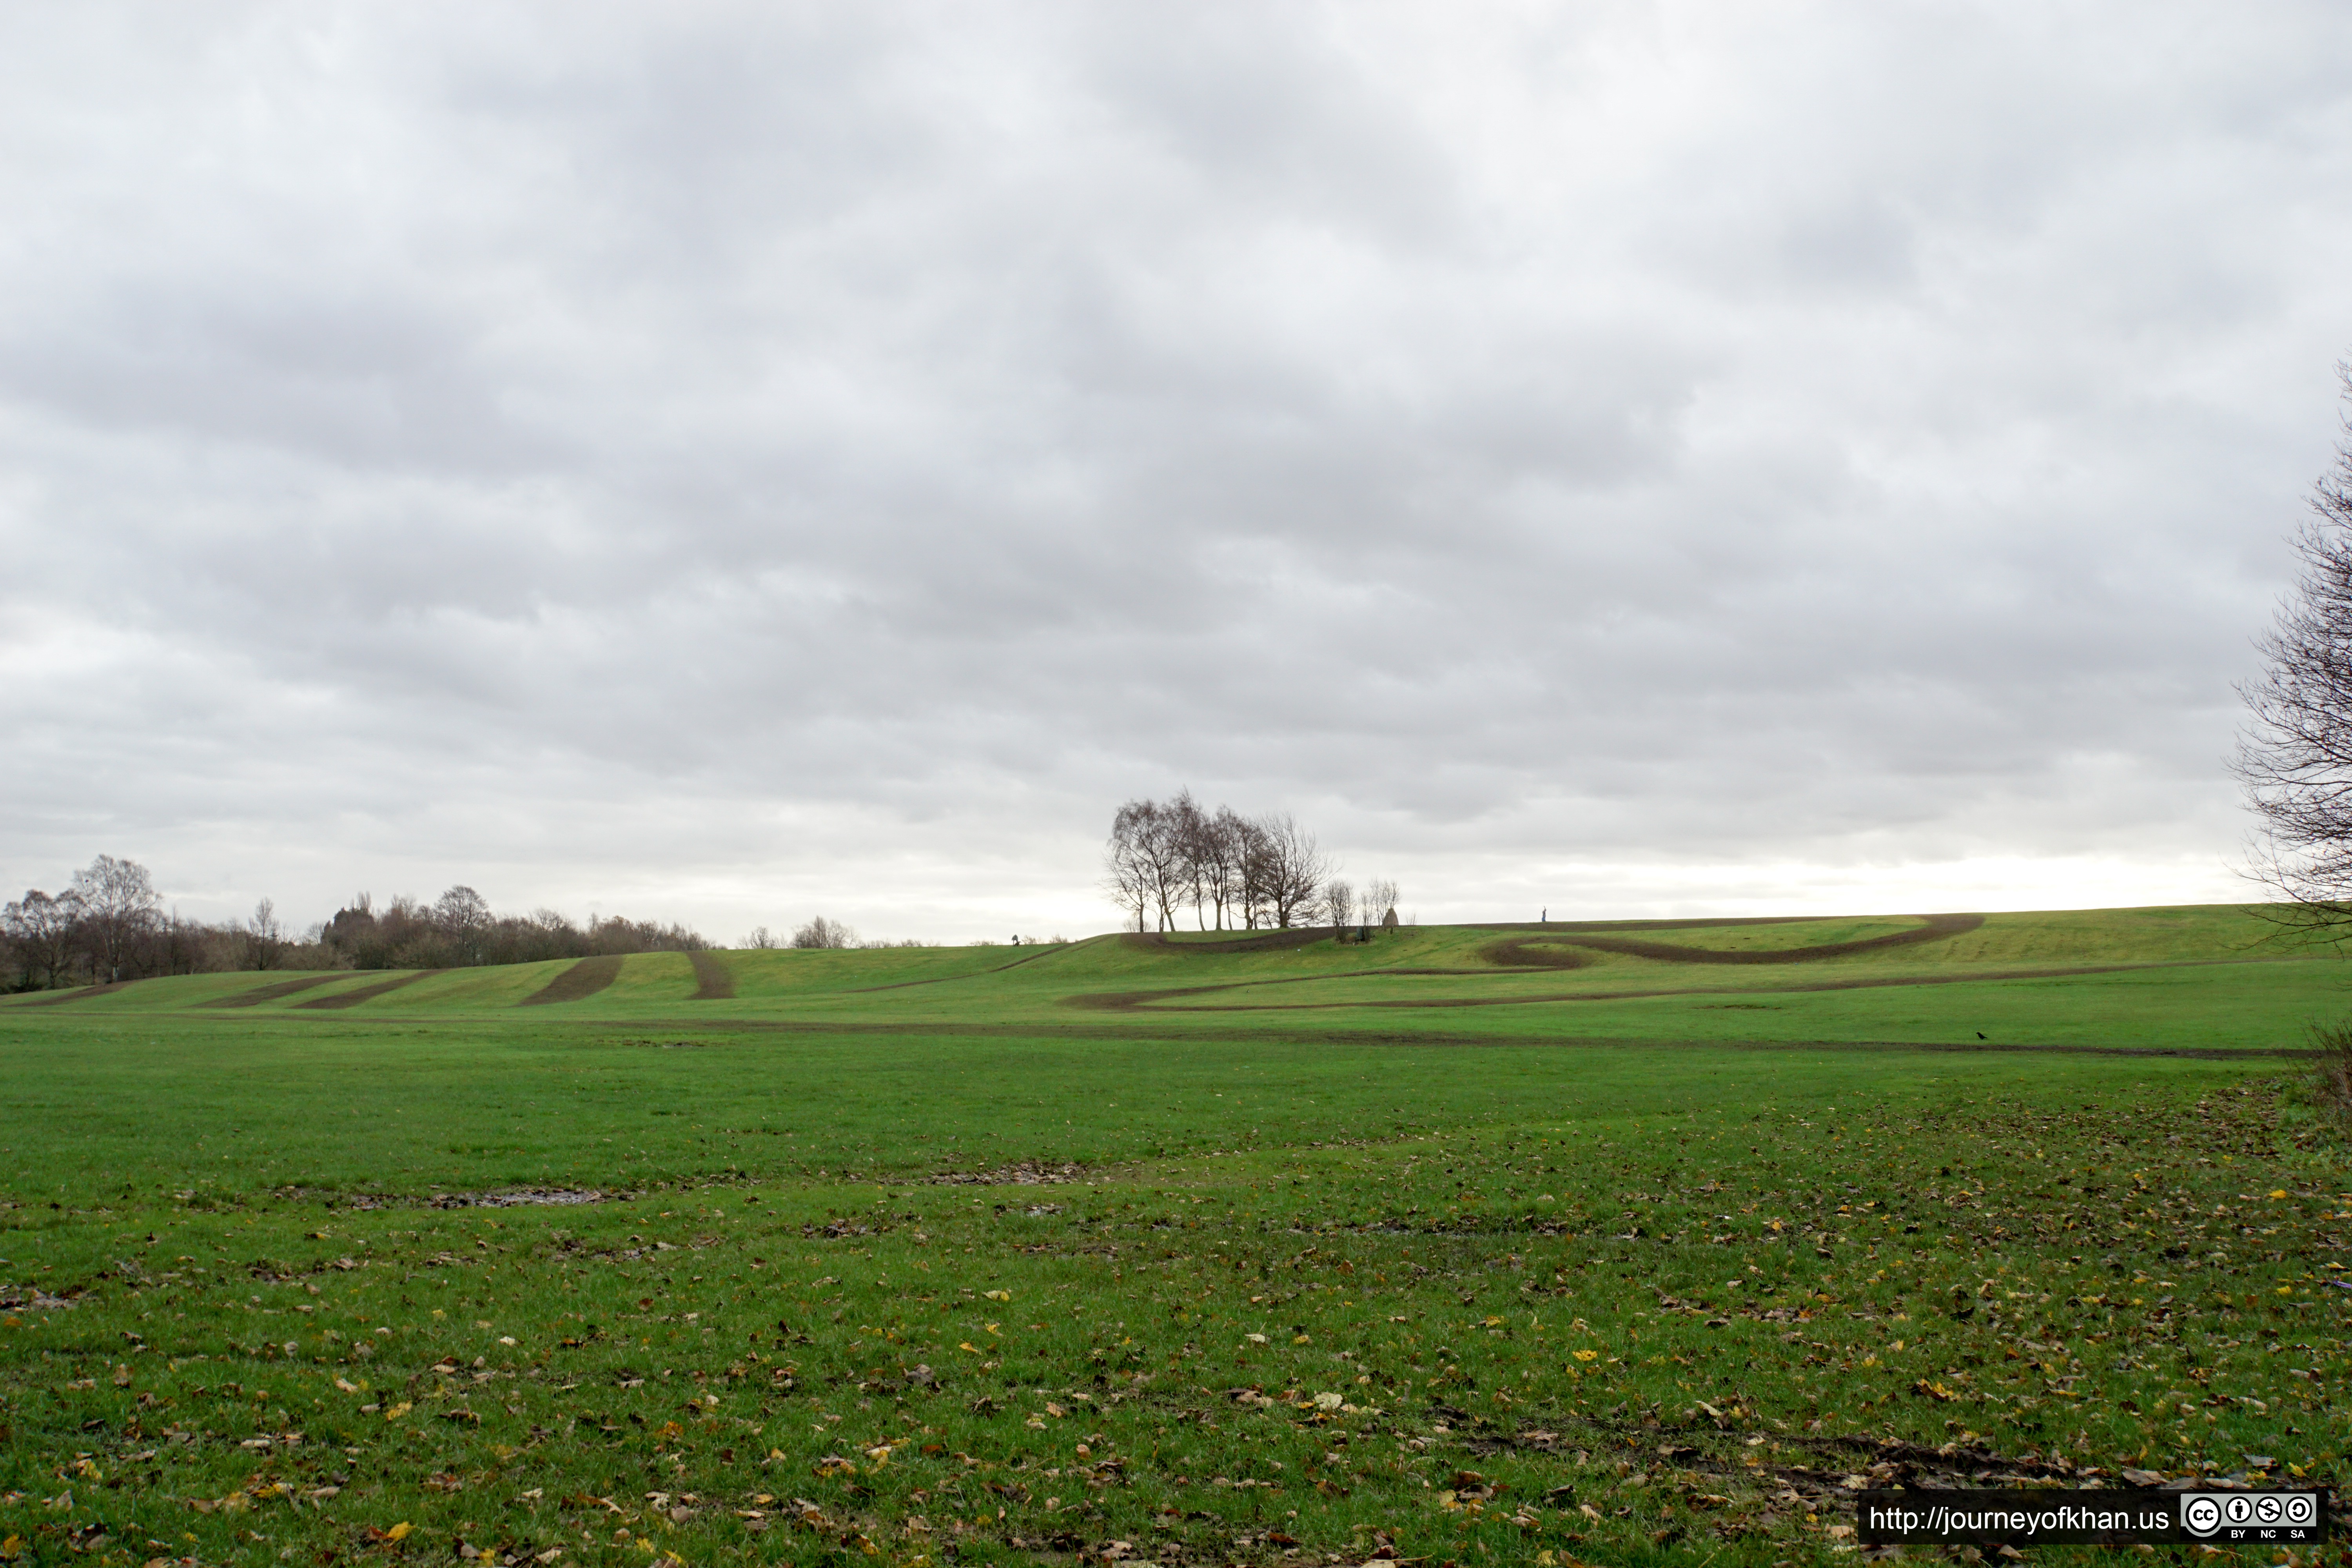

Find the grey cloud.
[{"left": 0, "top": 0, "right": 2344, "bottom": 936}]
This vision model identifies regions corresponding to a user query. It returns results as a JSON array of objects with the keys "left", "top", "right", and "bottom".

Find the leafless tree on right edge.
[{"left": 2235, "top": 362, "right": 2352, "bottom": 937}]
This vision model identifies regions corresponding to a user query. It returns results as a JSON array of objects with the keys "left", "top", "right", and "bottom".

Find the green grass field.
[{"left": 0, "top": 906, "right": 2343, "bottom": 1567}]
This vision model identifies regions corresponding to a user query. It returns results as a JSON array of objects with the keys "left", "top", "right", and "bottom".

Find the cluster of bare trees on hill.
[
  {"left": 739, "top": 918, "right": 1039, "bottom": 950},
  {"left": 1103, "top": 793, "right": 1401, "bottom": 932},
  {"left": 1, "top": 855, "right": 710, "bottom": 991},
  {"left": 738, "top": 916, "right": 930, "bottom": 950}
]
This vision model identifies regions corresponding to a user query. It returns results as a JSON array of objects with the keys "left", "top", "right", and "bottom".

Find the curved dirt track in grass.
[
  {"left": 201, "top": 975, "right": 346, "bottom": 1008},
  {"left": 1072, "top": 927, "right": 2300, "bottom": 1018},
  {"left": 295, "top": 969, "right": 446, "bottom": 1010},
  {"left": 1475, "top": 938, "right": 1600, "bottom": 970},
  {"left": 1066, "top": 956, "right": 2269, "bottom": 1015},
  {"left": 520, "top": 955, "right": 624, "bottom": 1006},
  {"left": 1069, "top": 913, "right": 1991, "bottom": 1011},
  {"left": 1066, "top": 966, "right": 1512, "bottom": 1011},
  {"left": 1479, "top": 912, "right": 1984, "bottom": 967},
  {"left": 688, "top": 951, "right": 735, "bottom": 1000}
]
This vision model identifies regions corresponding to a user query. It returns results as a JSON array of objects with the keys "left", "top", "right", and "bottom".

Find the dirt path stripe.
[
  {"left": 688, "top": 951, "right": 735, "bottom": 1001},
  {"left": 519, "top": 956, "right": 624, "bottom": 1007},
  {"left": 295, "top": 970, "right": 446, "bottom": 1010},
  {"left": 1062, "top": 952, "right": 2296, "bottom": 1014},
  {"left": 200, "top": 975, "right": 347, "bottom": 1008},
  {"left": 5, "top": 981, "right": 133, "bottom": 1008},
  {"left": 1512, "top": 911, "right": 1986, "bottom": 965}
]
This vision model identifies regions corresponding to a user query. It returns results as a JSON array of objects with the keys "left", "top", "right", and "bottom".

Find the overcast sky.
[{"left": 4, "top": 2, "right": 2349, "bottom": 942}]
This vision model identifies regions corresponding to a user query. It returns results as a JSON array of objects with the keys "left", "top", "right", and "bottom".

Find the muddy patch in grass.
[
  {"left": 929, "top": 1161, "right": 1089, "bottom": 1187},
  {"left": 334, "top": 1186, "right": 621, "bottom": 1210},
  {"left": 428, "top": 1187, "right": 615, "bottom": 1209}
]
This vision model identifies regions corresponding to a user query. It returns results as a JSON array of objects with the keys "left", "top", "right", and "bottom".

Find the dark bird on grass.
[{"left": 1976, "top": 1032, "right": 1986, "bottom": 1040}]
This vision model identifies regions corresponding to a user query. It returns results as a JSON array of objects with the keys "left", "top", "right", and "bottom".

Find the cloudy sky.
[{"left": 4, "top": 2, "right": 2349, "bottom": 942}]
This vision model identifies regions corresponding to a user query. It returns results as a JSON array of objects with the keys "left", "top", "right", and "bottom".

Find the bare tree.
[
  {"left": 1104, "top": 799, "right": 1189, "bottom": 931},
  {"left": 243, "top": 897, "right": 289, "bottom": 971},
  {"left": 1321, "top": 878, "right": 1356, "bottom": 931},
  {"left": 2236, "top": 364, "right": 2352, "bottom": 929},
  {"left": 1169, "top": 790, "right": 1216, "bottom": 929},
  {"left": 3, "top": 889, "right": 83, "bottom": 990},
  {"left": 792, "top": 916, "right": 857, "bottom": 949},
  {"left": 1103, "top": 801, "right": 1156, "bottom": 931},
  {"left": 71, "top": 854, "right": 160, "bottom": 983},
  {"left": 433, "top": 885, "right": 494, "bottom": 964},
  {"left": 1252, "top": 812, "right": 1330, "bottom": 929},
  {"left": 160, "top": 909, "right": 226, "bottom": 975},
  {"left": 1200, "top": 806, "right": 1250, "bottom": 929},
  {"left": 741, "top": 926, "right": 779, "bottom": 949},
  {"left": 1235, "top": 817, "right": 1274, "bottom": 928},
  {"left": 1363, "top": 877, "right": 1400, "bottom": 929}
]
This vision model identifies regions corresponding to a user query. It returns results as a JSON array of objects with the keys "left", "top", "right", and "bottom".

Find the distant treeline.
[
  {"left": 740, "top": 917, "right": 1059, "bottom": 951},
  {"left": 0, "top": 855, "right": 708, "bottom": 991},
  {"left": 321, "top": 889, "right": 706, "bottom": 971}
]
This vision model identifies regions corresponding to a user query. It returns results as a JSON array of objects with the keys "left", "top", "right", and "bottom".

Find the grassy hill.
[
  {"left": 0, "top": 907, "right": 2341, "bottom": 1566},
  {"left": 7, "top": 903, "right": 2335, "bottom": 1051}
]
